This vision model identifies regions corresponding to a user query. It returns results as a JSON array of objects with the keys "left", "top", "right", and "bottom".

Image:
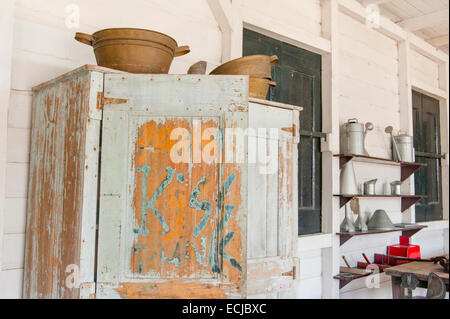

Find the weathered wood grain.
[{"left": 24, "top": 68, "right": 102, "bottom": 298}]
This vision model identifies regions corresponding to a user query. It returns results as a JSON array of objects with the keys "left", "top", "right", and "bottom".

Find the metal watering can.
[
  {"left": 385, "top": 127, "right": 415, "bottom": 162},
  {"left": 393, "top": 131, "right": 415, "bottom": 162},
  {"left": 341, "top": 119, "right": 374, "bottom": 156}
]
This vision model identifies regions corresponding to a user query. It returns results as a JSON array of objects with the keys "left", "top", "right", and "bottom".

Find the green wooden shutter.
[
  {"left": 412, "top": 90, "right": 443, "bottom": 222},
  {"left": 243, "top": 29, "right": 323, "bottom": 234}
]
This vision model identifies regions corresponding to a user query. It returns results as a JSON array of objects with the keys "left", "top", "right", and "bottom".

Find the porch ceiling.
[{"left": 358, "top": 0, "right": 449, "bottom": 54}]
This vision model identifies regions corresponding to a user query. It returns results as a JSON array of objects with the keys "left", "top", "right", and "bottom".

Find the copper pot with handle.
[
  {"left": 75, "top": 28, "right": 190, "bottom": 74},
  {"left": 209, "top": 54, "right": 279, "bottom": 79}
]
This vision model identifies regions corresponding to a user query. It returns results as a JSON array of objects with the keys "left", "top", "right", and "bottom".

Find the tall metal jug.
[
  {"left": 340, "top": 161, "right": 359, "bottom": 195},
  {"left": 340, "top": 118, "right": 374, "bottom": 155}
]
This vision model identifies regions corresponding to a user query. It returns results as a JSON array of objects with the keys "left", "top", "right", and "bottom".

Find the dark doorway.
[{"left": 412, "top": 90, "right": 443, "bottom": 222}]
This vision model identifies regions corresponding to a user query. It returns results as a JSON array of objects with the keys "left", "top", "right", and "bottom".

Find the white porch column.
[
  {"left": 321, "top": 0, "right": 341, "bottom": 299},
  {"left": 207, "top": 0, "right": 243, "bottom": 62}
]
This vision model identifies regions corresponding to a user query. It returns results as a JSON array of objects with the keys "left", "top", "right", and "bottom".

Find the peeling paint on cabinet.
[
  {"left": 23, "top": 67, "right": 103, "bottom": 298},
  {"left": 24, "top": 66, "right": 300, "bottom": 299},
  {"left": 96, "top": 74, "right": 249, "bottom": 298}
]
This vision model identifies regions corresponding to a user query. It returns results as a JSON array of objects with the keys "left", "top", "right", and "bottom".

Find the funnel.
[{"left": 367, "top": 210, "right": 395, "bottom": 230}]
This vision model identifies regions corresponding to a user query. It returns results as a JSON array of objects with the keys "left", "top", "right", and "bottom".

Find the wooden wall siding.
[
  {"left": 23, "top": 68, "right": 102, "bottom": 298},
  {"left": 96, "top": 74, "right": 248, "bottom": 299},
  {"left": 410, "top": 49, "right": 440, "bottom": 88},
  {"left": 338, "top": 11, "right": 400, "bottom": 161},
  {"left": 241, "top": 0, "right": 323, "bottom": 40}
]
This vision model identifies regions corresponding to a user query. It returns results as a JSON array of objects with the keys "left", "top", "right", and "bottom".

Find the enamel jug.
[{"left": 340, "top": 118, "right": 374, "bottom": 156}]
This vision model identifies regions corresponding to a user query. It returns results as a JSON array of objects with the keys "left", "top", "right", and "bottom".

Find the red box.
[{"left": 386, "top": 236, "right": 421, "bottom": 266}]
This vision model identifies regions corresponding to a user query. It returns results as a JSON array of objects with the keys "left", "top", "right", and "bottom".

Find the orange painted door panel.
[{"left": 96, "top": 75, "right": 248, "bottom": 298}]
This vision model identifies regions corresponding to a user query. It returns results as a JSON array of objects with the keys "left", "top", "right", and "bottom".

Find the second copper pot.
[{"left": 209, "top": 54, "right": 279, "bottom": 78}]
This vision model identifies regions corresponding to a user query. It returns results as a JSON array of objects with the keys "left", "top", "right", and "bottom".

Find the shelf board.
[
  {"left": 334, "top": 268, "right": 374, "bottom": 289},
  {"left": 333, "top": 194, "right": 426, "bottom": 212},
  {"left": 334, "top": 154, "right": 426, "bottom": 182},
  {"left": 336, "top": 224, "right": 427, "bottom": 246}
]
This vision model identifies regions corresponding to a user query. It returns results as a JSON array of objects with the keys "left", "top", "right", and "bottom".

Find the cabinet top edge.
[
  {"left": 249, "top": 97, "right": 303, "bottom": 111},
  {"left": 32, "top": 65, "right": 125, "bottom": 91}
]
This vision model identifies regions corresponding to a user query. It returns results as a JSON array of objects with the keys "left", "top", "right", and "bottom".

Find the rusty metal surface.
[{"left": 24, "top": 68, "right": 102, "bottom": 298}]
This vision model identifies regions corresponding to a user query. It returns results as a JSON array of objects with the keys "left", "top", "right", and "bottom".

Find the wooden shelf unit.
[
  {"left": 333, "top": 194, "right": 426, "bottom": 212},
  {"left": 334, "top": 152, "right": 427, "bottom": 289},
  {"left": 334, "top": 154, "right": 426, "bottom": 182}
]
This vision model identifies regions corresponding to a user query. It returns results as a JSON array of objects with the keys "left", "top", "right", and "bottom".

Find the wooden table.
[{"left": 384, "top": 261, "right": 449, "bottom": 299}]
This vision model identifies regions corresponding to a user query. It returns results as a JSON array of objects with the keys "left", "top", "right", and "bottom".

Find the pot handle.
[
  {"left": 75, "top": 32, "right": 94, "bottom": 46},
  {"left": 174, "top": 45, "right": 191, "bottom": 57},
  {"left": 270, "top": 55, "right": 279, "bottom": 66},
  {"left": 268, "top": 81, "right": 277, "bottom": 87}
]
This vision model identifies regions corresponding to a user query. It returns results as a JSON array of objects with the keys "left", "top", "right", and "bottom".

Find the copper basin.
[
  {"left": 209, "top": 55, "right": 279, "bottom": 79},
  {"left": 249, "top": 78, "right": 276, "bottom": 99},
  {"left": 75, "top": 28, "right": 190, "bottom": 74}
]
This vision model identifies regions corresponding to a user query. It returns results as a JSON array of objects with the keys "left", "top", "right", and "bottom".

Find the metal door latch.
[{"left": 282, "top": 266, "right": 296, "bottom": 280}]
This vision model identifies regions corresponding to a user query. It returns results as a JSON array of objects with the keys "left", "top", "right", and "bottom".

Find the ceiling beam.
[
  {"left": 428, "top": 35, "right": 449, "bottom": 47},
  {"left": 360, "top": 0, "right": 391, "bottom": 6},
  {"left": 397, "top": 10, "right": 449, "bottom": 31}
]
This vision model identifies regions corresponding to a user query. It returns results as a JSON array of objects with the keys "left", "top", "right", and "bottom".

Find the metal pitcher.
[
  {"left": 390, "top": 180, "right": 401, "bottom": 195},
  {"left": 341, "top": 118, "right": 374, "bottom": 156},
  {"left": 393, "top": 131, "right": 414, "bottom": 162},
  {"left": 340, "top": 161, "right": 359, "bottom": 195},
  {"left": 363, "top": 179, "right": 377, "bottom": 195}
]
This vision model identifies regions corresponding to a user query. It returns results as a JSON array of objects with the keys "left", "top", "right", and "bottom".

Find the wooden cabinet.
[{"left": 24, "top": 65, "right": 301, "bottom": 299}]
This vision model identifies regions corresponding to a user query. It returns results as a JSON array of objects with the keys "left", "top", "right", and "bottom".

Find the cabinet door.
[
  {"left": 247, "top": 103, "right": 299, "bottom": 298},
  {"left": 96, "top": 74, "right": 248, "bottom": 298}
]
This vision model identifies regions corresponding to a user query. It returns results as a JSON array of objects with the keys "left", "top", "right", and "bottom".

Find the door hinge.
[
  {"left": 282, "top": 124, "right": 297, "bottom": 137},
  {"left": 282, "top": 266, "right": 296, "bottom": 280},
  {"left": 97, "top": 92, "right": 128, "bottom": 110}
]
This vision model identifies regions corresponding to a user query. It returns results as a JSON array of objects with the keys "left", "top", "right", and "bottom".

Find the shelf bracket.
[
  {"left": 402, "top": 228, "right": 423, "bottom": 237},
  {"left": 340, "top": 234, "right": 354, "bottom": 246},
  {"left": 339, "top": 195, "right": 352, "bottom": 208},
  {"left": 400, "top": 163, "right": 424, "bottom": 182},
  {"left": 338, "top": 277, "right": 353, "bottom": 289},
  {"left": 401, "top": 196, "right": 423, "bottom": 212},
  {"left": 339, "top": 155, "right": 353, "bottom": 169},
  {"left": 333, "top": 272, "right": 371, "bottom": 289}
]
